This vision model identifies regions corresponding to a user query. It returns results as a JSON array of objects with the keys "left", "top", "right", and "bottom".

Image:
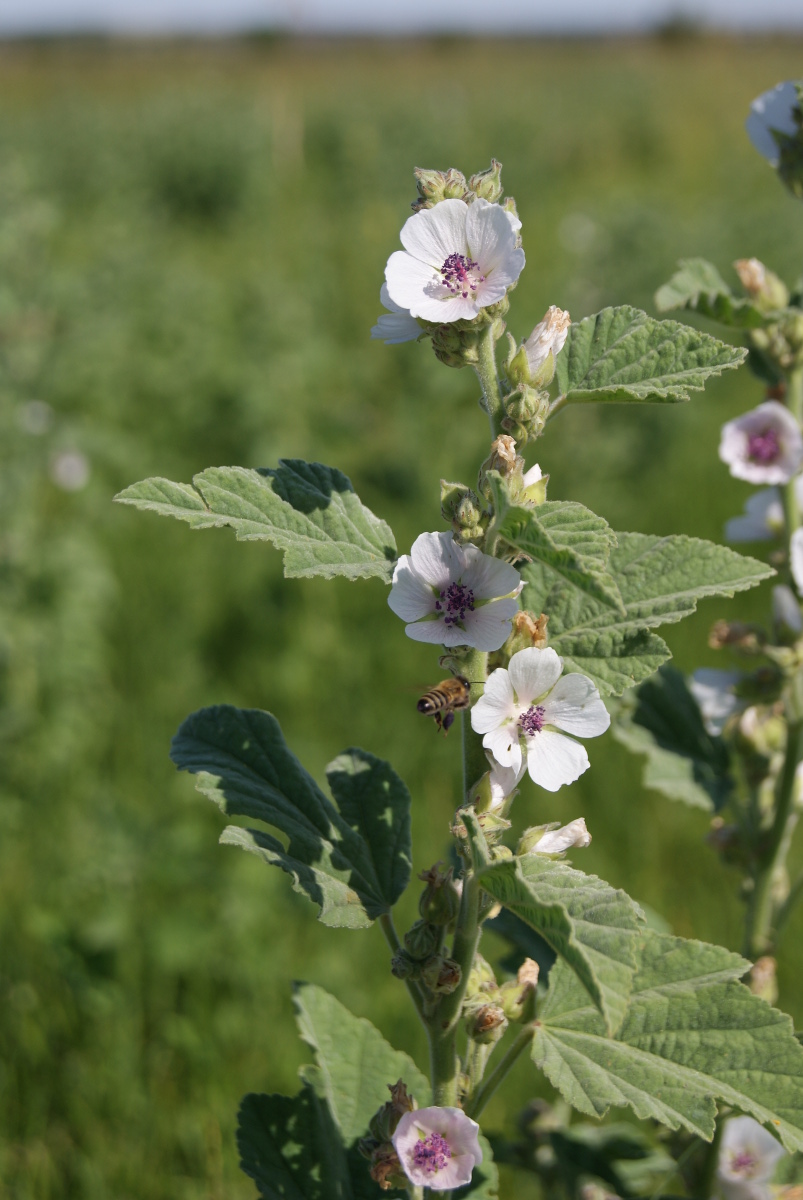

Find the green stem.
[
  {"left": 774, "top": 868, "right": 803, "bottom": 944},
  {"left": 379, "top": 913, "right": 428, "bottom": 1028},
  {"left": 461, "top": 648, "right": 489, "bottom": 799},
  {"left": 784, "top": 368, "right": 803, "bottom": 544},
  {"left": 696, "top": 1118, "right": 724, "bottom": 1200},
  {"left": 428, "top": 873, "right": 482, "bottom": 1106},
  {"left": 473, "top": 326, "right": 505, "bottom": 438},
  {"left": 744, "top": 722, "right": 803, "bottom": 958},
  {"left": 464, "top": 1024, "right": 536, "bottom": 1120}
]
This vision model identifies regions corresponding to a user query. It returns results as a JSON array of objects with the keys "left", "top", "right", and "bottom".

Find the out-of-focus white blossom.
[
  {"left": 719, "top": 401, "right": 803, "bottom": 485},
  {"left": 725, "top": 488, "right": 785, "bottom": 543},
  {"left": 746, "top": 81, "right": 800, "bottom": 166},
  {"left": 716, "top": 1115, "right": 785, "bottom": 1200},
  {"left": 690, "top": 669, "right": 744, "bottom": 736}
]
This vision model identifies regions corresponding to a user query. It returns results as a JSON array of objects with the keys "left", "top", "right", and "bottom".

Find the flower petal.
[
  {"left": 458, "top": 544, "right": 522, "bottom": 599},
  {"left": 371, "top": 311, "right": 421, "bottom": 344},
  {"left": 482, "top": 722, "right": 522, "bottom": 772},
  {"left": 465, "top": 197, "right": 518, "bottom": 275},
  {"left": 525, "top": 729, "right": 589, "bottom": 792},
  {"left": 541, "top": 673, "right": 610, "bottom": 737},
  {"left": 530, "top": 817, "right": 591, "bottom": 854},
  {"left": 508, "top": 647, "right": 563, "bottom": 706},
  {"left": 385, "top": 250, "right": 441, "bottom": 315},
  {"left": 461, "top": 598, "right": 519, "bottom": 651},
  {"left": 399, "top": 198, "right": 468, "bottom": 266},
  {"left": 404, "top": 617, "right": 451, "bottom": 645},
  {"left": 409, "top": 531, "right": 462, "bottom": 590},
  {"left": 471, "top": 668, "right": 516, "bottom": 733},
  {"left": 792, "top": 527, "right": 803, "bottom": 595},
  {"left": 388, "top": 558, "right": 436, "bottom": 621}
]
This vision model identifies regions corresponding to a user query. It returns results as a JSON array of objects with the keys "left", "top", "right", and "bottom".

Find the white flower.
[
  {"left": 370, "top": 282, "right": 421, "bottom": 345},
  {"left": 725, "top": 488, "right": 785, "bottom": 542},
  {"left": 384, "top": 197, "right": 525, "bottom": 323},
  {"left": 392, "top": 1106, "right": 482, "bottom": 1192},
  {"left": 388, "top": 532, "right": 522, "bottom": 651},
  {"left": 746, "top": 81, "right": 799, "bottom": 166},
  {"left": 527, "top": 817, "right": 591, "bottom": 855},
  {"left": 689, "top": 669, "right": 744, "bottom": 736},
  {"left": 522, "top": 306, "right": 571, "bottom": 376},
  {"left": 719, "top": 401, "right": 803, "bottom": 485},
  {"left": 774, "top": 584, "right": 803, "bottom": 634},
  {"left": 49, "top": 450, "right": 90, "bottom": 492},
  {"left": 471, "top": 647, "right": 610, "bottom": 792},
  {"left": 791, "top": 527, "right": 803, "bottom": 595},
  {"left": 522, "top": 463, "right": 543, "bottom": 488},
  {"left": 716, "top": 1115, "right": 785, "bottom": 1200},
  {"left": 488, "top": 760, "right": 524, "bottom": 811}
]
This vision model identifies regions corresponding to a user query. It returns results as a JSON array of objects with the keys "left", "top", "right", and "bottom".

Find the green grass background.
[{"left": 1, "top": 33, "right": 803, "bottom": 1198}]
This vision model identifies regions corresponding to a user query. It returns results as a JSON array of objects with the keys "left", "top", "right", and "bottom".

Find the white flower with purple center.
[
  {"left": 470, "top": 647, "right": 610, "bottom": 792},
  {"left": 370, "top": 282, "right": 422, "bottom": 345},
  {"left": 746, "top": 80, "right": 800, "bottom": 167},
  {"left": 391, "top": 1106, "right": 483, "bottom": 1192},
  {"left": 716, "top": 1115, "right": 785, "bottom": 1200},
  {"left": 384, "top": 197, "right": 525, "bottom": 323},
  {"left": 719, "top": 401, "right": 803, "bottom": 485},
  {"left": 725, "top": 488, "right": 785, "bottom": 543},
  {"left": 388, "top": 531, "right": 523, "bottom": 651}
]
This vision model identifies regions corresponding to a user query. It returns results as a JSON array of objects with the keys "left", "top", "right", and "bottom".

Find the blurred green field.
[{"left": 2, "top": 32, "right": 803, "bottom": 1199}]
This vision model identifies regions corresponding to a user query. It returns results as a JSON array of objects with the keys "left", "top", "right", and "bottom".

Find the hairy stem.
[
  {"left": 473, "top": 325, "right": 505, "bottom": 438},
  {"left": 464, "top": 1023, "right": 536, "bottom": 1120}
]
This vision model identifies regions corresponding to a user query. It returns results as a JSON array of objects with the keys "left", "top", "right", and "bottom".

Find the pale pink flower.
[
  {"left": 392, "top": 1106, "right": 483, "bottom": 1192},
  {"left": 716, "top": 1115, "right": 785, "bottom": 1200},
  {"left": 719, "top": 401, "right": 803, "bottom": 485}
]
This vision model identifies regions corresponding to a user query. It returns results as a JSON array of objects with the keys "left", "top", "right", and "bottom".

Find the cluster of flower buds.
[
  {"left": 734, "top": 258, "right": 790, "bottom": 314},
  {"left": 358, "top": 1080, "right": 415, "bottom": 1191},
  {"left": 749, "top": 313, "right": 803, "bottom": 374},
  {"left": 391, "top": 865, "right": 462, "bottom": 994},
  {"left": 412, "top": 159, "right": 509, "bottom": 212}
]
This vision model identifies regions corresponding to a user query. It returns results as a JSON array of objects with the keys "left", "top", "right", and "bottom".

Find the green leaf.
[
  {"left": 654, "top": 258, "right": 771, "bottom": 329},
  {"left": 293, "top": 983, "right": 430, "bottom": 1144},
  {"left": 534, "top": 930, "right": 803, "bottom": 1150},
  {"left": 521, "top": 531, "right": 774, "bottom": 697},
  {"left": 170, "top": 706, "right": 412, "bottom": 929},
  {"left": 478, "top": 855, "right": 643, "bottom": 1035},
  {"left": 613, "top": 666, "right": 733, "bottom": 811},
  {"left": 553, "top": 305, "right": 747, "bottom": 404},
  {"left": 238, "top": 1086, "right": 384, "bottom": 1200},
  {"left": 115, "top": 460, "right": 397, "bottom": 582},
  {"left": 495, "top": 493, "right": 624, "bottom": 614}
]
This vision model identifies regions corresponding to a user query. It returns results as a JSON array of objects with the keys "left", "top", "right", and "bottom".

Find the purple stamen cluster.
[
  {"left": 519, "top": 704, "right": 546, "bottom": 736},
  {"left": 747, "top": 427, "right": 781, "bottom": 464},
  {"left": 412, "top": 1132, "right": 452, "bottom": 1175},
  {"left": 730, "top": 1152, "right": 758, "bottom": 1175},
  {"left": 435, "top": 582, "right": 475, "bottom": 628},
  {"left": 440, "top": 252, "right": 485, "bottom": 299}
]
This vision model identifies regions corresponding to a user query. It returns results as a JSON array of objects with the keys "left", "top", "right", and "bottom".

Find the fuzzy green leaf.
[
  {"left": 654, "top": 258, "right": 771, "bottom": 329},
  {"left": 612, "top": 666, "right": 733, "bottom": 810},
  {"left": 553, "top": 305, "right": 747, "bottom": 404},
  {"left": 478, "top": 855, "right": 643, "bottom": 1035},
  {"left": 170, "top": 706, "right": 412, "bottom": 929},
  {"left": 533, "top": 930, "right": 803, "bottom": 1150},
  {"left": 521, "top": 531, "right": 774, "bottom": 696},
  {"left": 497, "top": 497, "right": 624, "bottom": 613},
  {"left": 115, "top": 460, "right": 397, "bottom": 582},
  {"left": 293, "top": 982, "right": 430, "bottom": 1144}
]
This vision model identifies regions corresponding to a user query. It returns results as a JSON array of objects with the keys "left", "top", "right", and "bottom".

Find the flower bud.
[
  {"left": 734, "top": 258, "right": 789, "bottom": 311},
  {"left": 368, "top": 1079, "right": 415, "bottom": 1143},
  {"left": 708, "top": 619, "right": 766, "bottom": 654},
  {"left": 466, "top": 1002, "right": 508, "bottom": 1044},
  {"left": 748, "top": 955, "right": 778, "bottom": 1005},
  {"left": 466, "top": 953, "right": 497, "bottom": 999},
  {"left": 507, "top": 307, "right": 571, "bottom": 390},
  {"left": 501, "top": 386, "right": 551, "bottom": 444},
  {"left": 468, "top": 159, "right": 504, "bottom": 203},
  {"left": 518, "top": 818, "right": 591, "bottom": 857},
  {"left": 499, "top": 958, "right": 539, "bottom": 1022},
  {"left": 412, "top": 166, "right": 469, "bottom": 211},
  {"left": 369, "top": 1143, "right": 408, "bottom": 1191},
  {"left": 495, "top": 610, "right": 549, "bottom": 662},
  {"left": 430, "top": 322, "right": 484, "bottom": 368},
  {"left": 440, "top": 480, "right": 488, "bottom": 545},
  {"left": 403, "top": 919, "right": 441, "bottom": 961},
  {"left": 420, "top": 954, "right": 462, "bottom": 995},
  {"left": 521, "top": 463, "right": 548, "bottom": 505},
  {"left": 418, "top": 862, "right": 461, "bottom": 926},
  {"left": 390, "top": 949, "right": 420, "bottom": 980}
]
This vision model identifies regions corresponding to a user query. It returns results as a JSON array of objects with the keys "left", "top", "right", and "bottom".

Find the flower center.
[
  {"left": 435, "top": 582, "right": 475, "bottom": 627},
  {"left": 440, "top": 252, "right": 485, "bottom": 299},
  {"left": 412, "top": 1131, "right": 452, "bottom": 1175},
  {"left": 729, "top": 1151, "right": 758, "bottom": 1177},
  {"left": 519, "top": 705, "right": 546, "bottom": 736},
  {"left": 747, "top": 427, "right": 780, "bottom": 464}
]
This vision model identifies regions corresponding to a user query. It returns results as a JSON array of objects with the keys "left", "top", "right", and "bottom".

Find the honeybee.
[{"left": 417, "top": 675, "right": 471, "bottom": 734}]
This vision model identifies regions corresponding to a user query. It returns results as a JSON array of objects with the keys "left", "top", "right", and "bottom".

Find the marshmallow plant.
[{"left": 117, "top": 155, "right": 803, "bottom": 1200}]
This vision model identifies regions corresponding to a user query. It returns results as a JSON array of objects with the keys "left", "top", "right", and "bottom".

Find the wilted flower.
[
  {"left": 370, "top": 283, "right": 422, "bottom": 344},
  {"left": 719, "top": 401, "right": 803, "bottom": 485},
  {"left": 746, "top": 81, "right": 800, "bottom": 166},
  {"left": 388, "top": 531, "right": 523, "bottom": 651},
  {"left": 470, "top": 647, "right": 610, "bottom": 792},
  {"left": 384, "top": 198, "right": 525, "bottom": 323},
  {"left": 716, "top": 1114, "right": 785, "bottom": 1200},
  {"left": 725, "top": 488, "right": 785, "bottom": 543},
  {"left": 521, "top": 306, "right": 571, "bottom": 379},
  {"left": 392, "top": 1106, "right": 483, "bottom": 1191},
  {"left": 689, "top": 669, "right": 745, "bottom": 736},
  {"left": 519, "top": 817, "right": 591, "bottom": 855}
]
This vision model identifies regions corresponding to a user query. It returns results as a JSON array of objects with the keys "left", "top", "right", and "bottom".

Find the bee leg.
[{"left": 441, "top": 711, "right": 455, "bottom": 735}]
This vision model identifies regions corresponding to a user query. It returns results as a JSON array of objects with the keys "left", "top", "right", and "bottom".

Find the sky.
[{"left": 1, "top": 0, "right": 803, "bottom": 35}]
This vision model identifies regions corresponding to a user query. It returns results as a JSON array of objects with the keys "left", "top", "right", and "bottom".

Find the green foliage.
[
  {"left": 553, "top": 305, "right": 747, "bottom": 403},
  {"left": 654, "top": 257, "right": 771, "bottom": 327},
  {"left": 613, "top": 666, "right": 733, "bottom": 810},
  {"left": 478, "top": 856, "right": 643, "bottom": 1035},
  {"left": 115, "top": 461, "right": 397, "bottom": 582},
  {"left": 533, "top": 930, "right": 803, "bottom": 1148},
  {"left": 170, "top": 706, "right": 412, "bottom": 928},
  {"left": 522, "top": 531, "right": 774, "bottom": 696}
]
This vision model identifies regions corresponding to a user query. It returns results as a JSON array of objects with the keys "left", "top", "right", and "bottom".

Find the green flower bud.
[
  {"left": 418, "top": 862, "right": 461, "bottom": 926},
  {"left": 466, "top": 1002, "right": 508, "bottom": 1044},
  {"left": 403, "top": 919, "right": 441, "bottom": 961},
  {"left": 420, "top": 954, "right": 462, "bottom": 995},
  {"left": 390, "top": 949, "right": 420, "bottom": 980},
  {"left": 499, "top": 958, "right": 539, "bottom": 1022},
  {"left": 440, "top": 479, "right": 489, "bottom": 545},
  {"left": 734, "top": 258, "right": 790, "bottom": 312},
  {"left": 369, "top": 1080, "right": 415, "bottom": 1142},
  {"left": 466, "top": 952, "right": 497, "bottom": 999},
  {"left": 468, "top": 159, "right": 504, "bottom": 203},
  {"left": 412, "top": 166, "right": 469, "bottom": 211},
  {"left": 501, "top": 386, "right": 550, "bottom": 444}
]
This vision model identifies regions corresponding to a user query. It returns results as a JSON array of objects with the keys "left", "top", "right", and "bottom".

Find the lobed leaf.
[
  {"left": 612, "top": 666, "right": 733, "bottom": 811},
  {"left": 170, "top": 706, "right": 412, "bottom": 929},
  {"left": 521, "top": 531, "right": 774, "bottom": 697},
  {"left": 654, "top": 258, "right": 773, "bottom": 329},
  {"left": 115, "top": 459, "right": 397, "bottom": 582},
  {"left": 534, "top": 930, "right": 803, "bottom": 1150},
  {"left": 553, "top": 305, "right": 747, "bottom": 404},
  {"left": 478, "top": 855, "right": 643, "bottom": 1035}
]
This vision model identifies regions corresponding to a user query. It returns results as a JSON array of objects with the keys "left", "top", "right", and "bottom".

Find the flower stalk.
[
  {"left": 473, "top": 325, "right": 505, "bottom": 439},
  {"left": 464, "top": 1022, "right": 536, "bottom": 1120}
]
